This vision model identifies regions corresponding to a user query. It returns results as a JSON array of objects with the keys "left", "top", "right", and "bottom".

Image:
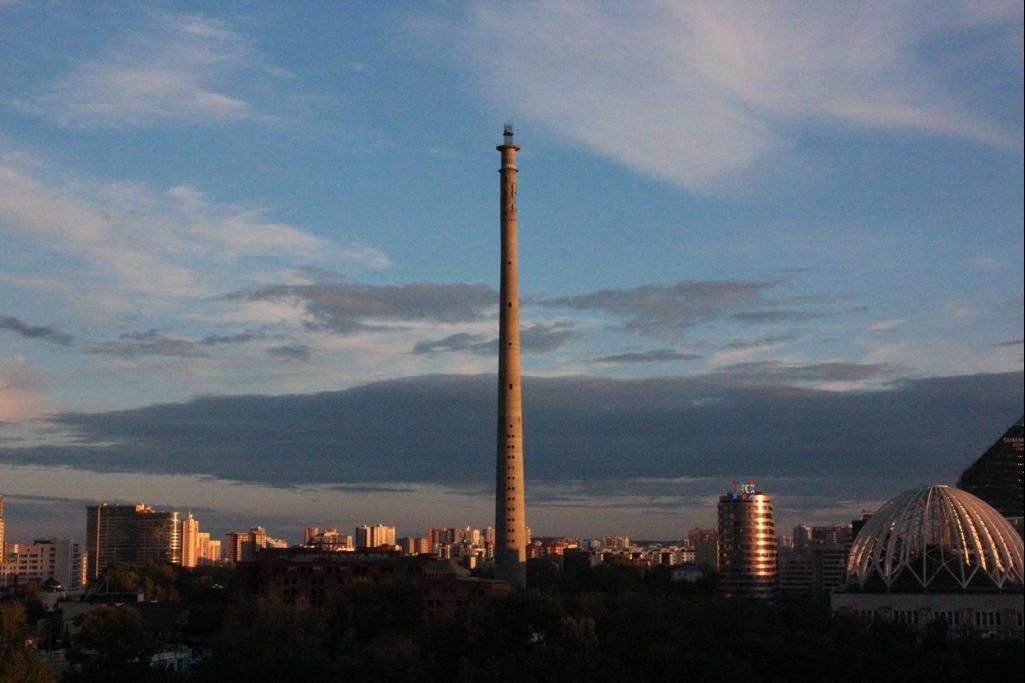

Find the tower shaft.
[{"left": 495, "top": 129, "right": 526, "bottom": 587}]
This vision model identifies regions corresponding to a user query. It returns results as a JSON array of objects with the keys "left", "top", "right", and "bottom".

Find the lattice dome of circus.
[{"left": 847, "top": 485, "right": 1024, "bottom": 592}]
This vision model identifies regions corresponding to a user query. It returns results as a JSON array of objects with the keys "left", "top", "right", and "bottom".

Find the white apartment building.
[{"left": 1, "top": 538, "right": 87, "bottom": 592}]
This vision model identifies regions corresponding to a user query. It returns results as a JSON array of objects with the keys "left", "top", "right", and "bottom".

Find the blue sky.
[{"left": 0, "top": 2, "right": 1022, "bottom": 542}]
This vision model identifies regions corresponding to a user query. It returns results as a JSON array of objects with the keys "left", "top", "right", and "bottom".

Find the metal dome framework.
[{"left": 848, "top": 485, "right": 1024, "bottom": 591}]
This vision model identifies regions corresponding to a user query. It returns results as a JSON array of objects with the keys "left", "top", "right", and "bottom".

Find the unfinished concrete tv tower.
[{"left": 495, "top": 124, "right": 527, "bottom": 587}]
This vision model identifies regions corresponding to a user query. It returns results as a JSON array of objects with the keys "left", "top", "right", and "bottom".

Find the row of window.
[{"left": 853, "top": 609, "right": 1022, "bottom": 629}]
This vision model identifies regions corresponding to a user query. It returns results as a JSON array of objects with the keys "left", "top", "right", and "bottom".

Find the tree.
[
  {"left": 0, "top": 602, "right": 58, "bottom": 683},
  {"left": 196, "top": 597, "right": 334, "bottom": 683},
  {"left": 64, "top": 604, "right": 179, "bottom": 682}
]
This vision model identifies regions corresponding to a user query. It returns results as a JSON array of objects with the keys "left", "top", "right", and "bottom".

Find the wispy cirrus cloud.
[
  {"left": 0, "top": 150, "right": 389, "bottom": 307},
  {"left": 24, "top": 13, "right": 264, "bottom": 128},
  {"left": 464, "top": 2, "right": 1022, "bottom": 191}
]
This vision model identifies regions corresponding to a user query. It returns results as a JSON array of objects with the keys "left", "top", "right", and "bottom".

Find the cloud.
[
  {"left": 945, "top": 298, "right": 1025, "bottom": 322},
  {"left": 521, "top": 322, "right": 577, "bottom": 354},
  {"left": 0, "top": 150, "right": 388, "bottom": 305},
  {"left": 87, "top": 329, "right": 208, "bottom": 358},
  {"left": 0, "top": 315, "right": 73, "bottom": 346},
  {"left": 0, "top": 357, "right": 44, "bottom": 422},
  {"left": 866, "top": 319, "right": 906, "bottom": 332},
  {"left": 464, "top": 2, "right": 1021, "bottom": 190},
  {"left": 87, "top": 327, "right": 280, "bottom": 358},
  {"left": 715, "top": 360, "right": 901, "bottom": 384},
  {"left": 26, "top": 13, "right": 261, "bottom": 127},
  {"left": 722, "top": 332, "right": 800, "bottom": 350},
  {"left": 412, "top": 322, "right": 576, "bottom": 355},
  {"left": 987, "top": 339, "right": 1024, "bottom": 348},
  {"left": 226, "top": 282, "right": 496, "bottom": 334},
  {"left": 594, "top": 349, "right": 700, "bottom": 364},
  {"left": 267, "top": 344, "right": 311, "bottom": 361},
  {"left": 328, "top": 484, "right": 416, "bottom": 494},
  {"left": 970, "top": 257, "right": 1010, "bottom": 271},
  {"left": 200, "top": 330, "right": 266, "bottom": 346},
  {"left": 731, "top": 310, "right": 828, "bottom": 324},
  {"left": 536, "top": 280, "right": 775, "bottom": 337},
  {"left": 412, "top": 332, "right": 488, "bottom": 355},
  {"left": 1, "top": 370, "right": 1019, "bottom": 488}
]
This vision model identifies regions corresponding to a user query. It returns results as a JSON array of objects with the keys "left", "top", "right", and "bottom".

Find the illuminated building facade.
[
  {"left": 224, "top": 527, "right": 287, "bottom": 563},
  {"left": 355, "top": 524, "right": 396, "bottom": 549},
  {"left": 181, "top": 513, "right": 200, "bottom": 568},
  {"left": 1, "top": 538, "right": 87, "bottom": 591},
  {"left": 306, "top": 527, "right": 354, "bottom": 551},
  {"left": 833, "top": 485, "right": 1024, "bottom": 637},
  {"left": 717, "top": 481, "right": 778, "bottom": 600}
]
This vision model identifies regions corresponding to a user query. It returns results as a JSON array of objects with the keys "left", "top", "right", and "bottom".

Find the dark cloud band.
[{"left": 1, "top": 370, "right": 1018, "bottom": 492}]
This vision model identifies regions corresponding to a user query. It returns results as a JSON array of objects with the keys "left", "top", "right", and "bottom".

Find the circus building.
[{"left": 831, "top": 485, "right": 1024, "bottom": 638}]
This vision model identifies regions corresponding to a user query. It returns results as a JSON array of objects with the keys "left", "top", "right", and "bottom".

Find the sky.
[{"left": 0, "top": 1, "right": 1022, "bottom": 544}]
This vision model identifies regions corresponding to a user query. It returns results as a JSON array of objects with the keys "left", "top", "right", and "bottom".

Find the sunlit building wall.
[
  {"left": 1, "top": 538, "right": 86, "bottom": 591},
  {"left": 355, "top": 524, "right": 396, "bottom": 549},
  {"left": 181, "top": 513, "right": 200, "bottom": 568},
  {"left": 718, "top": 482, "right": 778, "bottom": 601}
]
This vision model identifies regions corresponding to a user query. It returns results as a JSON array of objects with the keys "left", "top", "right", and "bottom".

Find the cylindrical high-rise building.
[
  {"left": 495, "top": 125, "right": 527, "bottom": 587},
  {"left": 718, "top": 481, "right": 778, "bottom": 600}
]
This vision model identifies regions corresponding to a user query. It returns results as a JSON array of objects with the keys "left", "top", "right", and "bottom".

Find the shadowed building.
[
  {"left": 235, "top": 548, "right": 511, "bottom": 618},
  {"left": 86, "top": 503, "right": 182, "bottom": 580},
  {"left": 495, "top": 125, "right": 527, "bottom": 587},
  {"left": 958, "top": 416, "right": 1024, "bottom": 519}
]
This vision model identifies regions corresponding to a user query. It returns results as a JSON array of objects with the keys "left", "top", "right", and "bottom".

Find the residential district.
[{"left": 0, "top": 417, "right": 1021, "bottom": 680}]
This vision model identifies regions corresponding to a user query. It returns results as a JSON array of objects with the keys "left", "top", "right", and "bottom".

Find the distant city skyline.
[{"left": 0, "top": 3, "right": 1022, "bottom": 541}]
